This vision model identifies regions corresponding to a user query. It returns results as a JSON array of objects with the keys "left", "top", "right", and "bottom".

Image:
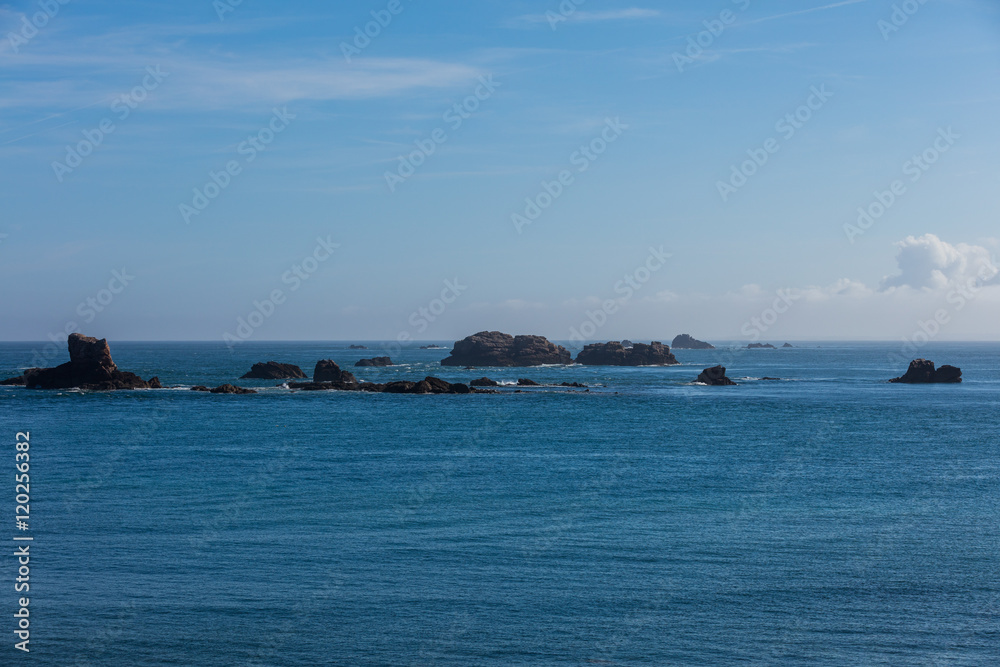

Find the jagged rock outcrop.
[
  {"left": 747, "top": 343, "right": 776, "bottom": 349},
  {"left": 517, "top": 378, "right": 539, "bottom": 386},
  {"left": 287, "top": 376, "right": 474, "bottom": 394},
  {"left": 890, "top": 359, "right": 962, "bottom": 384},
  {"left": 696, "top": 366, "right": 737, "bottom": 386},
  {"left": 355, "top": 357, "right": 393, "bottom": 367},
  {"left": 210, "top": 384, "right": 257, "bottom": 394},
  {"left": 672, "top": 334, "right": 715, "bottom": 350},
  {"left": 440, "top": 331, "right": 572, "bottom": 367},
  {"left": 470, "top": 377, "right": 499, "bottom": 387},
  {"left": 17, "top": 334, "right": 160, "bottom": 390},
  {"left": 240, "top": 362, "right": 307, "bottom": 380},
  {"left": 575, "top": 341, "right": 679, "bottom": 366},
  {"left": 1, "top": 376, "right": 26, "bottom": 385},
  {"left": 782, "top": 343, "right": 794, "bottom": 348},
  {"left": 313, "top": 360, "right": 357, "bottom": 383}
]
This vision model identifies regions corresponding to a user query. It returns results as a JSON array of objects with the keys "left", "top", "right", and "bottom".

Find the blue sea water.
[{"left": 1, "top": 341, "right": 998, "bottom": 665}]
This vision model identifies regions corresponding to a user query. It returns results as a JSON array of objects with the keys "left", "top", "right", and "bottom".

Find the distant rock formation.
[
  {"left": 575, "top": 341, "right": 679, "bottom": 366},
  {"left": 13, "top": 334, "right": 160, "bottom": 390},
  {"left": 782, "top": 343, "right": 794, "bottom": 348},
  {"left": 313, "top": 360, "right": 357, "bottom": 384},
  {"left": 348, "top": 345, "right": 368, "bottom": 350},
  {"left": 355, "top": 357, "right": 393, "bottom": 367},
  {"left": 517, "top": 378, "right": 539, "bottom": 386},
  {"left": 672, "top": 334, "right": 715, "bottom": 350},
  {"left": 621, "top": 339, "right": 634, "bottom": 348},
  {"left": 287, "top": 376, "right": 475, "bottom": 394},
  {"left": 440, "top": 331, "right": 572, "bottom": 367},
  {"left": 747, "top": 343, "right": 776, "bottom": 349},
  {"left": 470, "top": 377, "right": 499, "bottom": 387},
  {"left": 419, "top": 345, "right": 446, "bottom": 349},
  {"left": 890, "top": 359, "right": 962, "bottom": 384},
  {"left": 240, "top": 362, "right": 307, "bottom": 380},
  {"left": 696, "top": 366, "right": 737, "bottom": 386},
  {"left": 209, "top": 384, "right": 257, "bottom": 394}
]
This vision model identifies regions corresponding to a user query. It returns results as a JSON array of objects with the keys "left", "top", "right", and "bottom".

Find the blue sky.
[{"left": 1, "top": 0, "right": 998, "bottom": 343}]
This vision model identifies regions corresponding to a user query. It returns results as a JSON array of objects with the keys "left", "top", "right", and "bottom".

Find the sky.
[{"left": 0, "top": 0, "right": 998, "bottom": 344}]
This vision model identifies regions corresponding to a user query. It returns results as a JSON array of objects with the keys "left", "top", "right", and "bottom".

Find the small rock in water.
[
  {"left": 355, "top": 357, "right": 393, "bottom": 367},
  {"left": 889, "top": 359, "right": 962, "bottom": 384},
  {"left": 241, "top": 362, "right": 307, "bottom": 380},
  {"left": 696, "top": 366, "right": 737, "bottom": 386}
]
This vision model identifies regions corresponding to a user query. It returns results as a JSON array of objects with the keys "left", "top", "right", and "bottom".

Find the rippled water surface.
[{"left": 2, "top": 341, "right": 998, "bottom": 665}]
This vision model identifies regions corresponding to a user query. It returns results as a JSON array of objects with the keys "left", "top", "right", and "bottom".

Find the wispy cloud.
[
  {"left": 745, "top": 0, "right": 868, "bottom": 26},
  {"left": 0, "top": 53, "right": 483, "bottom": 111},
  {"left": 512, "top": 8, "right": 661, "bottom": 27}
]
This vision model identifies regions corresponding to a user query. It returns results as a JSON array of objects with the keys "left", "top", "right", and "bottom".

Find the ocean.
[{"left": 2, "top": 341, "right": 998, "bottom": 665}]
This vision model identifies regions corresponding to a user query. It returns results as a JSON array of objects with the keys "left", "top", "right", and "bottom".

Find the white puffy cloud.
[{"left": 880, "top": 234, "right": 998, "bottom": 291}]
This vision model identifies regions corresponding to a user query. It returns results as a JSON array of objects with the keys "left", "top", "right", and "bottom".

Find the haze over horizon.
[{"left": 2, "top": 0, "right": 998, "bottom": 343}]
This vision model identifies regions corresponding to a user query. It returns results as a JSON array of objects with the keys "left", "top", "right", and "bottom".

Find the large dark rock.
[
  {"left": 517, "top": 378, "right": 539, "bottom": 386},
  {"left": 696, "top": 366, "right": 737, "bottom": 386},
  {"left": 355, "top": 357, "right": 393, "bottom": 367},
  {"left": 287, "top": 376, "right": 481, "bottom": 395},
  {"left": 1, "top": 376, "right": 26, "bottom": 386},
  {"left": 575, "top": 341, "right": 679, "bottom": 366},
  {"left": 240, "top": 362, "right": 307, "bottom": 380},
  {"left": 470, "top": 377, "right": 499, "bottom": 387},
  {"left": 20, "top": 334, "right": 159, "bottom": 390},
  {"left": 210, "top": 384, "right": 257, "bottom": 394},
  {"left": 890, "top": 359, "right": 963, "bottom": 384},
  {"left": 672, "top": 334, "right": 715, "bottom": 350},
  {"left": 313, "top": 360, "right": 357, "bottom": 384},
  {"left": 440, "top": 331, "right": 572, "bottom": 367}
]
